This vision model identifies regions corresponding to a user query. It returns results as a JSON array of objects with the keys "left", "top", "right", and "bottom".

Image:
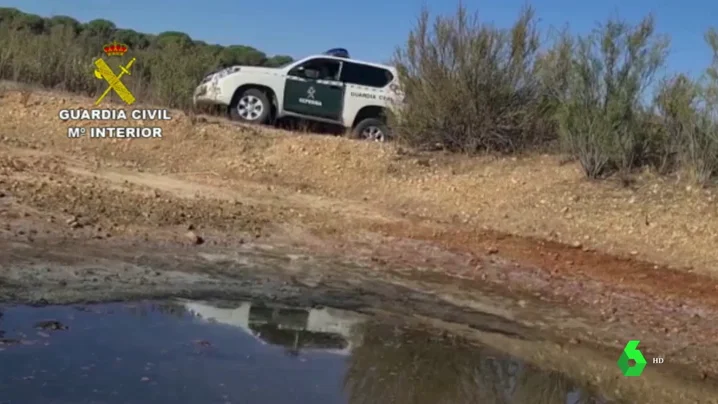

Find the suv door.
[
  {"left": 283, "top": 58, "right": 344, "bottom": 121},
  {"left": 339, "top": 61, "right": 397, "bottom": 115}
]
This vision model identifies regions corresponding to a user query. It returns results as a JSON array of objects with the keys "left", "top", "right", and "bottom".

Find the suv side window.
[
  {"left": 340, "top": 62, "right": 393, "bottom": 88},
  {"left": 288, "top": 58, "right": 342, "bottom": 81}
]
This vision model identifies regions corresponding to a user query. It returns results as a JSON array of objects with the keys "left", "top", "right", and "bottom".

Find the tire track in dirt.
[{"left": 5, "top": 148, "right": 718, "bottom": 311}]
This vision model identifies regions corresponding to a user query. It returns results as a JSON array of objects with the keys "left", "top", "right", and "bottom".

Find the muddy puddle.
[{"left": 0, "top": 299, "right": 634, "bottom": 404}]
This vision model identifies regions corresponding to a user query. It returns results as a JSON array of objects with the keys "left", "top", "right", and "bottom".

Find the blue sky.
[{"left": 4, "top": 0, "right": 716, "bottom": 78}]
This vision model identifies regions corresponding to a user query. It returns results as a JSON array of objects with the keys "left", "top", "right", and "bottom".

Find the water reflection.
[
  {"left": 0, "top": 300, "right": 620, "bottom": 403},
  {"left": 183, "top": 300, "right": 364, "bottom": 356},
  {"left": 344, "top": 321, "right": 612, "bottom": 404},
  {"left": 186, "top": 300, "right": 615, "bottom": 404}
]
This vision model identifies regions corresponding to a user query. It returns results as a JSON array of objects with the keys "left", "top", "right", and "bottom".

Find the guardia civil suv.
[{"left": 193, "top": 48, "right": 404, "bottom": 141}]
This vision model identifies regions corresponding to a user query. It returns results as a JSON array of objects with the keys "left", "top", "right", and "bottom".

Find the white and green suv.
[{"left": 193, "top": 49, "right": 404, "bottom": 141}]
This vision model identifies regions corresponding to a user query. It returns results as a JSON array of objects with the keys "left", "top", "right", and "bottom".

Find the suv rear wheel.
[
  {"left": 230, "top": 88, "right": 271, "bottom": 124},
  {"left": 351, "top": 118, "right": 390, "bottom": 142}
]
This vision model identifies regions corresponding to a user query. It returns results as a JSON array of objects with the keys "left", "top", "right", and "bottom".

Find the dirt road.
[{"left": 1, "top": 87, "right": 718, "bottom": 398}]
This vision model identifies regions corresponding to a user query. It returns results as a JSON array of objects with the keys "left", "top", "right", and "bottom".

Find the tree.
[
  {"left": 47, "top": 15, "right": 81, "bottom": 34},
  {"left": 0, "top": 9, "right": 294, "bottom": 110}
]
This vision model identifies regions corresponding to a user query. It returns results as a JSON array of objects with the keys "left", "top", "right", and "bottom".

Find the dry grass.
[{"left": 1, "top": 87, "right": 716, "bottom": 273}]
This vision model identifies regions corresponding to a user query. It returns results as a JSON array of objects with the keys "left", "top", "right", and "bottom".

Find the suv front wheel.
[
  {"left": 351, "top": 118, "right": 390, "bottom": 142},
  {"left": 229, "top": 88, "right": 271, "bottom": 124}
]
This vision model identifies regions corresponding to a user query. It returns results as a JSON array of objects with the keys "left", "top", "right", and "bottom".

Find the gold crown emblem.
[{"left": 103, "top": 41, "right": 128, "bottom": 57}]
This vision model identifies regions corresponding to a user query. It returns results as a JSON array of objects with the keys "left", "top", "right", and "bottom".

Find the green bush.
[
  {"left": 651, "top": 30, "right": 718, "bottom": 185},
  {"left": 391, "top": 6, "right": 716, "bottom": 185},
  {"left": 548, "top": 15, "right": 669, "bottom": 178},
  {"left": 390, "top": 6, "right": 553, "bottom": 153},
  {"left": 686, "top": 30, "right": 718, "bottom": 183},
  {"left": 653, "top": 74, "right": 698, "bottom": 175}
]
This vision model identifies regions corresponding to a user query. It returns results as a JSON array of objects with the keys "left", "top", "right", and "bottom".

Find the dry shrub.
[
  {"left": 685, "top": 30, "right": 718, "bottom": 184},
  {"left": 18, "top": 87, "right": 31, "bottom": 106},
  {"left": 390, "top": 5, "right": 553, "bottom": 153},
  {"left": 651, "top": 30, "right": 718, "bottom": 185},
  {"left": 548, "top": 15, "right": 669, "bottom": 178},
  {"left": 651, "top": 74, "right": 693, "bottom": 174}
]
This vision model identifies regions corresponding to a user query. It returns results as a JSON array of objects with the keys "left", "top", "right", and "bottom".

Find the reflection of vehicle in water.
[{"left": 182, "top": 301, "right": 365, "bottom": 355}]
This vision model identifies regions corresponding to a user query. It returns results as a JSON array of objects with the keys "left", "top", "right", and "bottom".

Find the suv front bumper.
[{"left": 193, "top": 83, "right": 217, "bottom": 106}]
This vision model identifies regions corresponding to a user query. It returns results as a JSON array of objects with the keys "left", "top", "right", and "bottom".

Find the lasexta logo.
[{"left": 617, "top": 340, "right": 647, "bottom": 376}]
